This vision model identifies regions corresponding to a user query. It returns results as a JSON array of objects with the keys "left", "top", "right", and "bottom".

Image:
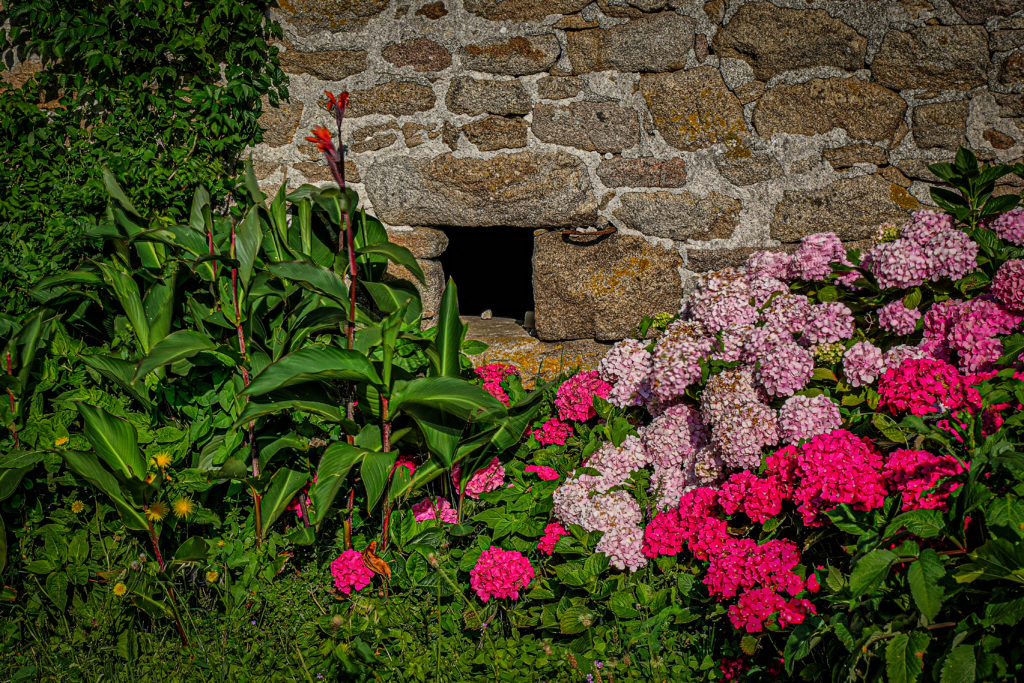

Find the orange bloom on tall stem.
[
  {"left": 325, "top": 90, "right": 348, "bottom": 114},
  {"left": 305, "top": 125, "right": 335, "bottom": 155}
]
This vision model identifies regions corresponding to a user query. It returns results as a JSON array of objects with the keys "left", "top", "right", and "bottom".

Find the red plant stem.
[
  {"left": 5, "top": 350, "right": 18, "bottom": 448},
  {"left": 147, "top": 518, "right": 166, "bottom": 572},
  {"left": 380, "top": 397, "right": 392, "bottom": 550},
  {"left": 344, "top": 488, "right": 354, "bottom": 550}
]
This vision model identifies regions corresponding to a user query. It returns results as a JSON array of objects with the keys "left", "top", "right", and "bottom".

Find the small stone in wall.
[
  {"left": 278, "top": 49, "right": 367, "bottom": 80},
  {"left": 537, "top": 76, "right": 584, "bottom": 100},
  {"left": 566, "top": 12, "right": 694, "bottom": 73},
  {"left": 999, "top": 51, "right": 1024, "bottom": 88},
  {"left": 386, "top": 227, "right": 449, "bottom": 259},
  {"left": 613, "top": 191, "right": 740, "bottom": 242},
  {"left": 463, "top": 0, "right": 590, "bottom": 21},
  {"left": 947, "top": 0, "right": 1019, "bottom": 24},
  {"left": 686, "top": 247, "right": 762, "bottom": 273},
  {"left": 823, "top": 144, "right": 888, "bottom": 171},
  {"left": 714, "top": 150, "right": 781, "bottom": 186},
  {"left": 984, "top": 129, "right": 1016, "bottom": 150},
  {"left": 462, "top": 35, "right": 561, "bottom": 76},
  {"left": 461, "top": 116, "right": 528, "bottom": 151},
  {"left": 385, "top": 258, "right": 445, "bottom": 323},
  {"left": 531, "top": 101, "right": 641, "bottom": 153},
  {"left": 293, "top": 161, "right": 361, "bottom": 184},
  {"left": 257, "top": 98, "right": 304, "bottom": 148},
  {"left": 711, "top": 2, "right": 867, "bottom": 81},
  {"left": 276, "top": 0, "right": 391, "bottom": 35},
  {"left": 596, "top": 157, "right": 688, "bottom": 188},
  {"left": 382, "top": 38, "right": 452, "bottom": 72},
  {"left": 639, "top": 67, "right": 745, "bottom": 152},
  {"left": 415, "top": 1, "right": 447, "bottom": 18},
  {"left": 342, "top": 81, "right": 436, "bottom": 118},
  {"left": 872, "top": 26, "right": 989, "bottom": 91},
  {"left": 446, "top": 76, "right": 531, "bottom": 116},
  {"left": 770, "top": 174, "right": 911, "bottom": 243},
  {"left": 911, "top": 100, "right": 968, "bottom": 150},
  {"left": 402, "top": 122, "right": 441, "bottom": 147}
]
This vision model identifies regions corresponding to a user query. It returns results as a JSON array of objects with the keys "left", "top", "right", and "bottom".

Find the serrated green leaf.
[
  {"left": 907, "top": 549, "right": 945, "bottom": 621},
  {"left": 940, "top": 645, "right": 976, "bottom": 683},
  {"left": 886, "top": 631, "right": 930, "bottom": 683},
  {"left": 850, "top": 549, "right": 897, "bottom": 597}
]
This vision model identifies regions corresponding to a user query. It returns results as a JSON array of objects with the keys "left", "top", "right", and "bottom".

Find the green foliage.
[{"left": 0, "top": 0, "right": 288, "bottom": 313}]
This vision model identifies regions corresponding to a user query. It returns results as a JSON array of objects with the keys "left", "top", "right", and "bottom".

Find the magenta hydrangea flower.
[
  {"left": 717, "top": 470, "right": 787, "bottom": 523},
  {"left": 878, "top": 299, "right": 922, "bottom": 335},
  {"left": 598, "top": 338, "right": 652, "bottom": 407},
  {"left": 555, "top": 370, "right": 612, "bottom": 422},
  {"left": 922, "top": 297, "right": 1023, "bottom": 373},
  {"left": 412, "top": 496, "right": 458, "bottom": 524},
  {"left": 470, "top": 547, "right": 534, "bottom": 602},
  {"left": 452, "top": 457, "right": 505, "bottom": 499},
  {"left": 533, "top": 417, "right": 572, "bottom": 445},
  {"left": 475, "top": 363, "right": 519, "bottom": 406},
  {"left": 778, "top": 395, "right": 842, "bottom": 445},
  {"left": 877, "top": 358, "right": 981, "bottom": 417},
  {"left": 537, "top": 522, "right": 568, "bottom": 555},
  {"left": 525, "top": 464, "right": 560, "bottom": 481},
  {"left": 884, "top": 449, "right": 967, "bottom": 511},
  {"left": 991, "top": 206, "right": 1024, "bottom": 245},
  {"left": 801, "top": 302, "right": 855, "bottom": 345},
  {"left": 992, "top": 259, "right": 1024, "bottom": 312},
  {"left": 330, "top": 549, "right": 374, "bottom": 594},
  {"left": 842, "top": 341, "right": 885, "bottom": 387}
]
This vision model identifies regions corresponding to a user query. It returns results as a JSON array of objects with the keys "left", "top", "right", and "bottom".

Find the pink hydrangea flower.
[
  {"left": 878, "top": 299, "right": 922, "bottom": 335},
  {"left": 884, "top": 449, "right": 968, "bottom": 511},
  {"left": 746, "top": 250, "right": 793, "bottom": 282},
  {"left": 554, "top": 370, "right": 612, "bottom": 422},
  {"left": 330, "top": 549, "right": 374, "bottom": 594},
  {"left": 469, "top": 547, "right": 534, "bottom": 602},
  {"left": 717, "top": 470, "right": 787, "bottom": 523},
  {"left": 755, "top": 341, "right": 815, "bottom": 397},
  {"left": 843, "top": 341, "right": 885, "bottom": 387},
  {"left": 452, "top": 457, "right": 505, "bottom": 499},
  {"left": 651, "top": 320, "right": 715, "bottom": 402},
  {"left": 475, "top": 363, "right": 519, "bottom": 406},
  {"left": 878, "top": 358, "right": 981, "bottom": 417},
  {"left": 991, "top": 206, "right": 1024, "bottom": 245},
  {"left": 598, "top": 338, "right": 653, "bottom": 407},
  {"left": 532, "top": 417, "right": 573, "bottom": 445},
  {"left": 922, "top": 297, "right": 1023, "bottom": 373},
  {"left": 790, "top": 232, "right": 848, "bottom": 281},
  {"left": 537, "top": 522, "right": 568, "bottom": 555},
  {"left": 801, "top": 302, "right": 855, "bottom": 345},
  {"left": 390, "top": 457, "right": 416, "bottom": 478},
  {"left": 640, "top": 403, "right": 709, "bottom": 470},
  {"left": 992, "top": 259, "right": 1024, "bottom": 312},
  {"left": 525, "top": 464, "right": 560, "bottom": 481},
  {"left": 779, "top": 395, "right": 842, "bottom": 445},
  {"left": 412, "top": 496, "right": 458, "bottom": 523},
  {"left": 866, "top": 211, "right": 978, "bottom": 289}
]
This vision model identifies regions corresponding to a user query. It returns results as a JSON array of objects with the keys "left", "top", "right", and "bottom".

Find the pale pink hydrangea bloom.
[
  {"left": 755, "top": 342, "right": 814, "bottom": 397},
  {"left": 758, "top": 294, "right": 813, "bottom": 334},
  {"left": 842, "top": 341, "right": 885, "bottom": 387},
  {"left": 452, "top": 457, "right": 505, "bottom": 499},
  {"left": 992, "top": 259, "right": 1024, "bottom": 312},
  {"left": 746, "top": 250, "right": 793, "bottom": 282},
  {"left": 595, "top": 525, "right": 647, "bottom": 572},
  {"left": 470, "top": 547, "right": 534, "bottom": 602},
  {"left": 991, "top": 206, "right": 1024, "bottom": 245},
  {"left": 878, "top": 299, "right": 922, "bottom": 335},
  {"left": 649, "top": 465, "right": 690, "bottom": 511},
  {"left": 554, "top": 370, "right": 612, "bottom": 422},
  {"left": 412, "top": 496, "right": 458, "bottom": 524},
  {"left": 330, "top": 549, "right": 374, "bottom": 594},
  {"left": 651, "top": 320, "right": 715, "bottom": 402},
  {"left": 866, "top": 210, "right": 978, "bottom": 289},
  {"left": 640, "top": 403, "right": 709, "bottom": 470},
  {"left": 801, "top": 302, "right": 855, "bottom": 345},
  {"left": 778, "top": 395, "right": 842, "bottom": 445},
  {"left": 598, "top": 338, "right": 653, "bottom": 407},
  {"left": 883, "top": 344, "right": 930, "bottom": 371},
  {"left": 790, "top": 232, "right": 848, "bottom": 281}
]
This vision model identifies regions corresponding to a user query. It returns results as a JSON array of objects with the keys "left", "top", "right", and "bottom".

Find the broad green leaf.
[
  {"left": 30, "top": 270, "right": 104, "bottom": 303},
  {"left": 609, "top": 591, "right": 639, "bottom": 618},
  {"left": 0, "top": 467, "right": 30, "bottom": 501},
  {"left": 849, "top": 549, "right": 897, "bottom": 597},
  {"left": 260, "top": 468, "right": 310, "bottom": 533},
  {"left": 435, "top": 278, "right": 463, "bottom": 378},
  {"left": 244, "top": 347, "right": 381, "bottom": 396},
  {"left": 242, "top": 158, "right": 267, "bottom": 205},
  {"left": 234, "top": 207, "right": 262, "bottom": 286},
  {"left": 233, "top": 399, "right": 351, "bottom": 430},
  {"left": 361, "top": 450, "right": 398, "bottom": 512},
  {"left": 97, "top": 263, "right": 150, "bottom": 352},
  {"left": 357, "top": 242, "right": 424, "bottom": 282},
  {"left": 559, "top": 606, "right": 596, "bottom": 634},
  {"left": 308, "top": 442, "right": 370, "bottom": 524},
  {"left": 889, "top": 509, "right": 944, "bottom": 539},
  {"left": 940, "top": 645, "right": 976, "bottom": 683},
  {"left": 886, "top": 632, "right": 930, "bottom": 683},
  {"left": 134, "top": 330, "right": 215, "bottom": 381},
  {"left": 172, "top": 537, "right": 209, "bottom": 565},
  {"left": 80, "top": 355, "right": 153, "bottom": 410},
  {"left": 0, "top": 516, "right": 5, "bottom": 575},
  {"left": 0, "top": 450, "right": 43, "bottom": 470},
  {"left": 907, "top": 549, "right": 945, "bottom": 621},
  {"left": 102, "top": 167, "right": 140, "bottom": 216},
  {"left": 266, "top": 261, "right": 349, "bottom": 307},
  {"left": 61, "top": 451, "right": 147, "bottom": 530},
  {"left": 362, "top": 280, "right": 420, "bottom": 314},
  {"left": 76, "top": 403, "right": 145, "bottom": 480},
  {"left": 390, "top": 377, "right": 505, "bottom": 422}
]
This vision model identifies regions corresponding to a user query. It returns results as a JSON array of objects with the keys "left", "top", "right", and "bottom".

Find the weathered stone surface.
[
  {"left": 984, "top": 129, "right": 1016, "bottom": 150},
  {"left": 711, "top": 2, "right": 867, "bottom": 81},
  {"left": 446, "top": 77, "right": 530, "bottom": 116},
  {"left": 753, "top": 78, "right": 906, "bottom": 142},
  {"left": 733, "top": 80, "right": 765, "bottom": 105},
  {"left": 639, "top": 67, "right": 746, "bottom": 151},
  {"left": 277, "top": 0, "right": 390, "bottom": 35},
  {"left": 415, "top": 1, "right": 447, "bottom": 18},
  {"left": 402, "top": 122, "right": 441, "bottom": 147},
  {"left": 386, "top": 227, "right": 449, "bottom": 258},
  {"left": 991, "top": 30, "right": 1024, "bottom": 52},
  {"left": 463, "top": 317, "right": 611, "bottom": 384},
  {"left": 464, "top": 0, "right": 590, "bottom": 20},
  {"left": 912, "top": 100, "right": 969, "bottom": 150},
  {"left": 552, "top": 14, "right": 599, "bottom": 29},
  {"left": 350, "top": 123, "right": 400, "bottom": 153},
  {"left": 686, "top": 247, "right": 760, "bottom": 272},
  {"left": 531, "top": 102, "right": 641, "bottom": 153},
  {"left": 537, "top": 76, "right": 585, "bottom": 100},
  {"left": 613, "top": 191, "right": 740, "bottom": 241},
  {"left": 343, "top": 82, "right": 436, "bottom": 117},
  {"left": 533, "top": 231, "right": 683, "bottom": 341},
  {"left": 714, "top": 151, "right": 782, "bottom": 185},
  {"left": 872, "top": 26, "right": 990, "bottom": 91},
  {"left": 894, "top": 159, "right": 943, "bottom": 184},
  {"left": 382, "top": 38, "right": 452, "bottom": 72},
  {"left": 258, "top": 98, "right": 304, "bottom": 148},
  {"left": 461, "top": 116, "right": 528, "bottom": 151},
  {"left": 363, "top": 152, "right": 598, "bottom": 227},
  {"left": 948, "top": 0, "right": 1020, "bottom": 24},
  {"left": 597, "top": 157, "right": 688, "bottom": 187},
  {"left": 293, "top": 160, "right": 361, "bottom": 183},
  {"left": 387, "top": 259, "right": 445, "bottom": 321},
  {"left": 1000, "top": 51, "right": 1024, "bottom": 87},
  {"left": 566, "top": 12, "right": 695, "bottom": 73},
  {"left": 0, "top": 58, "right": 42, "bottom": 90},
  {"left": 279, "top": 50, "right": 367, "bottom": 80},
  {"left": 823, "top": 144, "right": 888, "bottom": 170},
  {"left": 462, "top": 35, "right": 560, "bottom": 75},
  {"left": 770, "top": 174, "right": 911, "bottom": 242}
]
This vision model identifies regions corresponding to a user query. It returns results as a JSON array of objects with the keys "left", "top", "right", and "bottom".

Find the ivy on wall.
[{"left": 0, "top": 0, "right": 288, "bottom": 313}]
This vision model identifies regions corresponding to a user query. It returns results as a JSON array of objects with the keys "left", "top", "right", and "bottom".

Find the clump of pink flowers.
[
  {"left": 533, "top": 417, "right": 572, "bottom": 445},
  {"left": 554, "top": 370, "right": 612, "bottom": 422},
  {"left": 597, "top": 338, "right": 652, "bottom": 407},
  {"left": 778, "top": 395, "right": 842, "bottom": 445},
  {"left": 884, "top": 449, "right": 967, "bottom": 511},
  {"left": 412, "top": 496, "right": 458, "bottom": 524},
  {"left": 864, "top": 209, "right": 978, "bottom": 289},
  {"left": 878, "top": 299, "right": 922, "bottom": 335},
  {"left": 475, "top": 363, "right": 519, "bottom": 406},
  {"left": 525, "top": 464, "right": 560, "bottom": 481},
  {"left": 877, "top": 358, "right": 981, "bottom": 417},
  {"left": 330, "top": 549, "right": 374, "bottom": 595},
  {"left": 537, "top": 522, "right": 568, "bottom": 555},
  {"left": 991, "top": 206, "right": 1024, "bottom": 245},
  {"left": 469, "top": 547, "right": 534, "bottom": 602},
  {"left": 922, "top": 297, "right": 1023, "bottom": 373},
  {"left": 992, "top": 259, "right": 1024, "bottom": 311},
  {"left": 842, "top": 341, "right": 885, "bottom": 387},
  {"left": 452, "top": 457, "right": 505, "bottom": 499}
]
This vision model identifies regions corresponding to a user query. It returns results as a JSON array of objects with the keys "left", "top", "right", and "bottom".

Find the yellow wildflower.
[
  {"left": 151, "top": 452, "right": 173, "bottom": 469},
  {"left": 144, "top": 473, "right": 156, "bottom": 484},
  {"left": 113, "top": 582, "right": 128, "bottom": 597},
  {"left": 145, "top": 501, "right": 169, "bottom": 522},
  {"left": 71, "top": 500, "right": 85, "bottom": 514},
  {"left": 171, "top": 497, "right": 195, "bottom": 519},
  {"left": 217, "top": 540, "right": 226, "bottom": 548},
  {"left": 206, "top": 570, "right": 220, "bottom": 583},
  {"left": 54, "top": 436, "right": 69, "bottom": 447}
]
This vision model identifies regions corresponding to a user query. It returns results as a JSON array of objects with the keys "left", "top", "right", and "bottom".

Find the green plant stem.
[{"left": 5, "top": 350, "right": 19, "bottom": 448}]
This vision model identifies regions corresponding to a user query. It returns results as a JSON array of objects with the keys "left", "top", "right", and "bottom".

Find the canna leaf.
[{"left": 76, "top": 403, "right": 145, "bottom": 480}]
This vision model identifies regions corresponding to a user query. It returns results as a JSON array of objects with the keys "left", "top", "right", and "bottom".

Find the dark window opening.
[{"left": 438, "top": 226, "right": 534, "bottom": 320}]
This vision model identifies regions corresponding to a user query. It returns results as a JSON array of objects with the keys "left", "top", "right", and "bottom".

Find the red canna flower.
[
  {"left": 325, "top": 90, "right": 349, "bottom": 113},
  {"left": 305, "top": 125, "right": 335, "bottom": 155}
]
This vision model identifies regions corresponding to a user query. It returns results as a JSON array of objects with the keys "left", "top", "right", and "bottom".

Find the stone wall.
[{"left": 252, "top": 0, "right": 1024, "bottom": 341}]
